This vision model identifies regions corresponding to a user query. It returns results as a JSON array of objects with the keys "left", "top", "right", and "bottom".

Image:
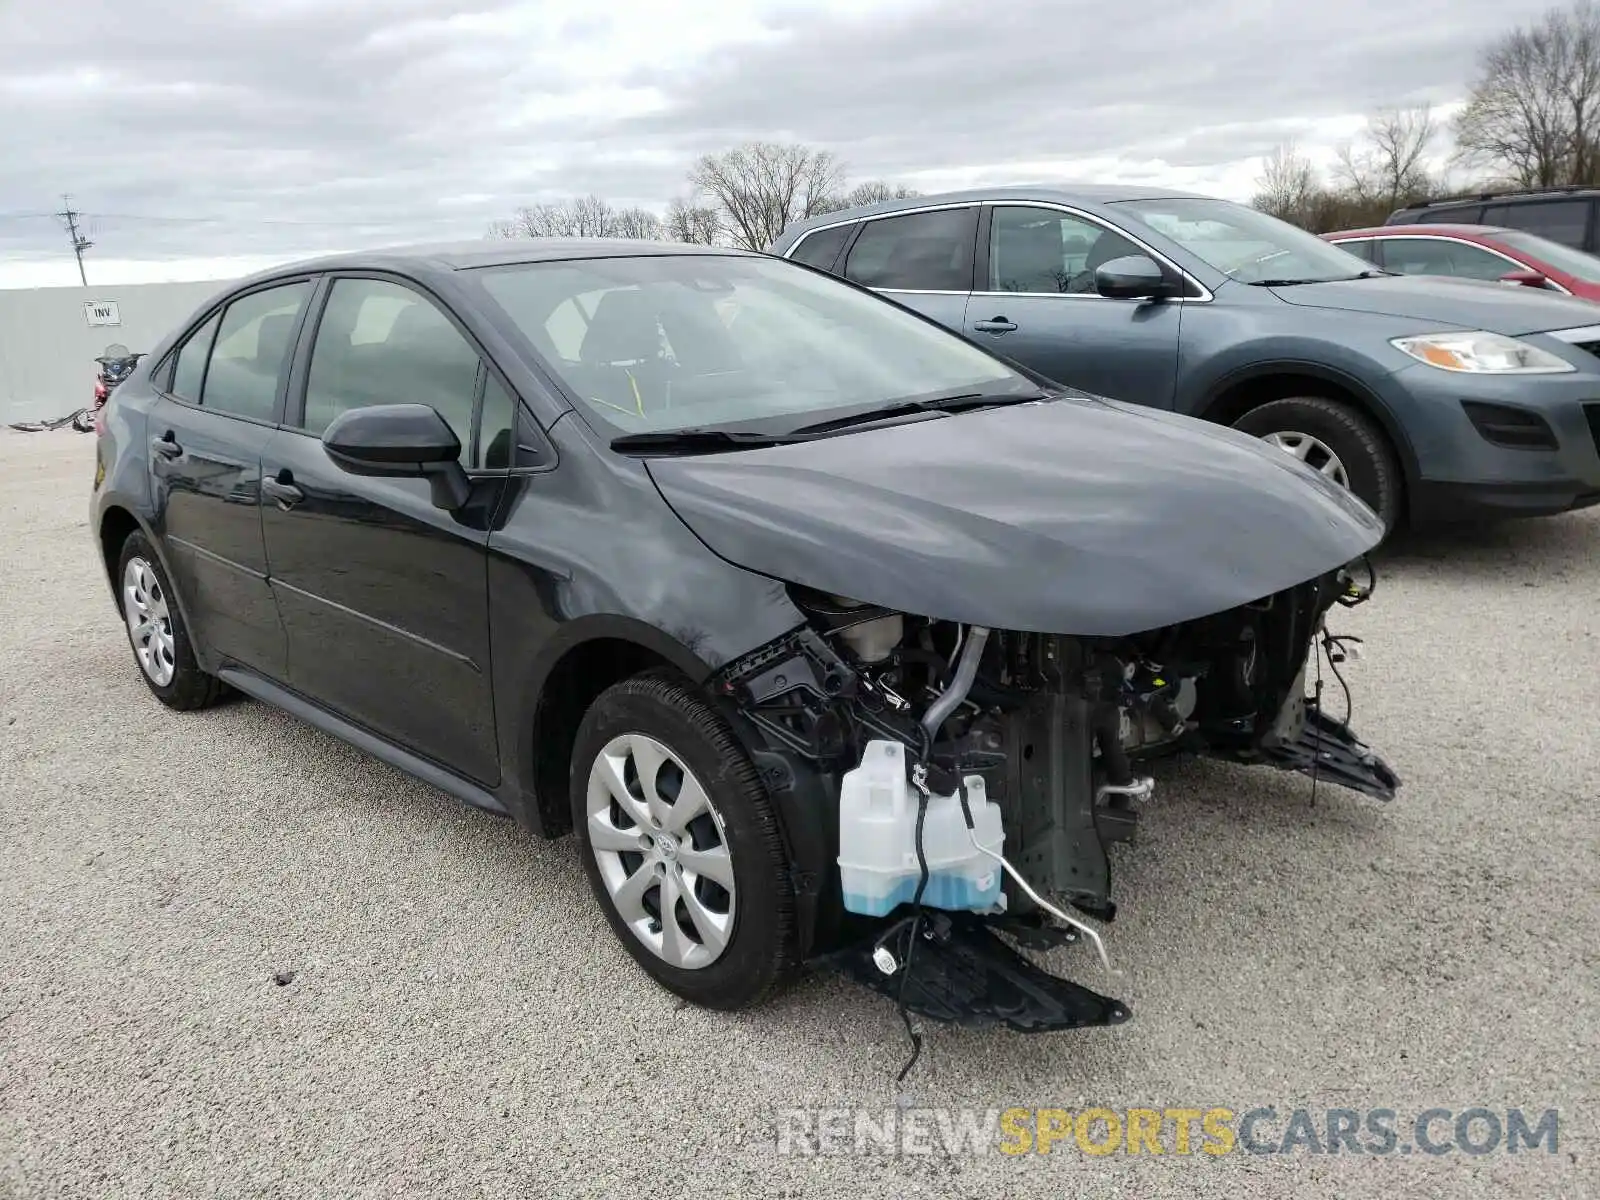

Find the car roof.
[
  {"left": 235, "top": 238, "right": 756, "bottom": 287},
  {"left": 779, "top": 183, "right": 1212, "bottom": 239},
  {"left": 1328, "top": 224, "right": 1514, "bottom": 239}
]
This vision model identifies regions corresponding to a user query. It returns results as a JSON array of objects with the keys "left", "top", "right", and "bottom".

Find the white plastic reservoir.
[{"left": 837, "top": 739, "right": 1006, "bottom": 917}]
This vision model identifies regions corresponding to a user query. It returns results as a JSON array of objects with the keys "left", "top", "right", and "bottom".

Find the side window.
[
  {"left": 1484, "top": 199, "right": 1590, "bottom": 247},
  {"left": 988, "top": 206, "right": 1145, "bottom": 294},
  {"left": 302, "top": 278, "right": 481, "bottom": 459},
  {"left": 477, "top": 374, "right": 516, "bottom": 469},
  {"left": 1417, "top": 205, "right": 1481, "bottom": 224},
  {"left": 1337, "top": 239, "right": 1377, "bottom": 263},
  {"left": 168, "top": 313, "right": 220, "bottom": 402},
  {"left": 200, "top": 282, "right": 311, "bottom": 421},
  {"left": 843, "top": 208, "right": 977, "bottom": 291},
  {"left": 789, "top": 224, "right": 853, "bottom": 272},
  {"left": 1381, "top": 238, "right": 1510, "bottom": 282}
]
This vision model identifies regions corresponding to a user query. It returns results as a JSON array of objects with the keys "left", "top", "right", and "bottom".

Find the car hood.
[
  {"left": 1266, "top": 273, "right": 1600, "bottom": 335},
  {"left": 646, "top": 396, "right": 1383, "bottom": 637}
]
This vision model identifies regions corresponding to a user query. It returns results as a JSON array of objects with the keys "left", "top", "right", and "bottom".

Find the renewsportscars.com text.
[{"left": 774, "top": 1105, "right": 1561, "bottom": 1158}]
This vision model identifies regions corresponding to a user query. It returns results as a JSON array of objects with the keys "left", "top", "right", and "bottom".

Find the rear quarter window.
[{"left": 788, "top": 224, "right": 853, "bottom": 272}]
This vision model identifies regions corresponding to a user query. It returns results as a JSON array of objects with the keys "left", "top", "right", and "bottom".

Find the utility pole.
[{"left": 56, "top": 194, "right": 92, "bottom": 286}]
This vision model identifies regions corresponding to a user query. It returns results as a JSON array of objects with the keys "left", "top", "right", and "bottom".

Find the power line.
[
  {"left": 56, "top": 194, "right": 91, "bottom": 286},
  {"left": 72, "top": 212, "right": 418, "bottom": 228}
]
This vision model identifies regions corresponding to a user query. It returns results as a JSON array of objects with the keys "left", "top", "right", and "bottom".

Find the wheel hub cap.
[
  {"left": 1262, "top": 430, "right": 1350, "bottom": 490},
  {"left": 585, "top": 733, "right": 736, "bottom": 970},
  {"left": 122, "top": 556, "right": 176, "bottom": 687}
]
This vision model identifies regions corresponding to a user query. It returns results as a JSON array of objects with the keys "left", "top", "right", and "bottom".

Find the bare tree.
[
  {"left": 609, "top": 206, "right": 663, "bottom": 240},
  {"left": 490, "top": 194, "right": 661, "bottom": 239},
  {"left": 1455, "top": 1, "right": 1600, "bottom": 186},
  {"left": 1252, "top": 140, "right": 1320, "bottom": 225},
  {"left": 841, "top": 180, "right": 921, "bottom": 208},
  {"left": 1332, "top": 105, "right": 1437, "bottom": 213},
  {"left": 663, "top": 196, "right": 722, "bottom": 244},
  {"left": 687, "top": 142, "right": 845, "bottom": 250}
]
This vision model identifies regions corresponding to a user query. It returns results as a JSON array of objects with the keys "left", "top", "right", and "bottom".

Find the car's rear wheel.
[
  {"left": 116, "top": 532, "right": 224, "bottom": 710},
  {"left": 1233, "top": 396, "right": 1402, "bottom": 532},
  {"left": 570, "top": 671, "right": 797, "bottom": 1009}
]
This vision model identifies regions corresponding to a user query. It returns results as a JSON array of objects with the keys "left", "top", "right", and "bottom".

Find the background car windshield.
[
  {"left": 1119, "top": 198, "right": 1375, "bottom": 284},
  {"left": 472, "top": 254, "right": 1026, "bottom": 434},
  {"left": 1496, "top": 230, "right": 1600, "bottom": 283}
]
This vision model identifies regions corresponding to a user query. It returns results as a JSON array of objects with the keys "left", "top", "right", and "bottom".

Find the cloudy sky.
[{"left": 0, "top": 0, "right": 1559, "bottom": 287}]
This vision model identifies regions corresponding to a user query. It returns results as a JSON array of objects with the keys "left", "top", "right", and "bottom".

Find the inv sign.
[{"left": 84, "top": 300, "right": 121, "bottom": 327}]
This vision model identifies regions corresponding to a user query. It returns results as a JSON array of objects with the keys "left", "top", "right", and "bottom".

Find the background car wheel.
[
  {"left": 1233, "top": 396, "right": 1402, "bottom": 532},
  {"left": 570, "top": 670, "right": 797, "bottom": 1010},
  {"left": 116, "top": 532, "right": 224, "bottom": 711}
]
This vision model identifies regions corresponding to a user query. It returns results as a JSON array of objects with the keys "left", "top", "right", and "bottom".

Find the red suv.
[{"left": 1323, "top": 224, "right": 1600, "bottom": 302}]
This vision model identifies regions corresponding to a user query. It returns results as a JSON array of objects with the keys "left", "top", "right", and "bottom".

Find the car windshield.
[
  {"left": 1117, "top": 197, "right": 1377, "bottom": 285},
  {"left": 470, "top": 254, "right": 1030, "bottom": 436},
  {"left": 1495, "top": 230, "right": 1600, "bottom": 283}
]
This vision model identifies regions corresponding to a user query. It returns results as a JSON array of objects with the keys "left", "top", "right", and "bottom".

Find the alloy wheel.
[
  {"left": 585, "top": 733, "right": 736, "bottom": 970},
  {"left": 123, "top": 556, "right": 176, "bottom": 687},
  {"left": 1262, "top": 430, "right": 1350, "bottom": 490}
]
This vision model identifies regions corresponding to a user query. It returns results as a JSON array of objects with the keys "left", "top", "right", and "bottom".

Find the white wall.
[{"left": 0, "top": 280, "right": 234, "bottom": 424}]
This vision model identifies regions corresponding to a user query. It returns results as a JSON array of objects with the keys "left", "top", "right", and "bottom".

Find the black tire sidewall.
[
  {"left": 1234, "top": 398, "right": 1400, "bottom": 530},
  {"left": 569, "top": 673, "right": 795, "bottom": 1010},
  {"left": 115, "top": 532, "right": 215, "bottom": 708}
]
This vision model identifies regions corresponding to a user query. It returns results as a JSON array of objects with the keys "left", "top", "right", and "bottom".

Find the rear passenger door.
[
  {"left": 147, "top": 279, "right": 313, "bottom": 677},
  {"left": 258, "top": 275, "right": 518, "bottom": 786},
  {"left": 834, "top": 206, "right": 979, "bottom": 330}
]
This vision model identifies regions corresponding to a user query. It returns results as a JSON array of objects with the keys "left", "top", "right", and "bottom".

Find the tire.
[
  {"left": 1233, "top": 396, "right": 1402, "bottom": 532},
  {"left": 115, "top": 531, "right": 225, "bottom": 711},
  {"left": 570, "top": 671, "right": 797, "bottom": 1010}
]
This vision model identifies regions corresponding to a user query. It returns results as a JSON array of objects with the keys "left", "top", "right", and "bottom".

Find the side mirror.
[
  {"left": 321, "top": 403, "right": 470, "bottom": 511},
  {"left": 1499, "top": 268, "right": 1551, "bottom": 290},
  {"left": 1094, "top": 254, "right": 1177, "bottom": 301}
]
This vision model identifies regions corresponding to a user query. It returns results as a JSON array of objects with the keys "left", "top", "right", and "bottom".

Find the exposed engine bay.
[{"left": 712, "top": 558, "right": 1399, "bottom": 1035}]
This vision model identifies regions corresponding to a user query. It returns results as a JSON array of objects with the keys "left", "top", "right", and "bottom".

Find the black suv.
[{"left": 1388, "top": 187, "right": 1600, "bottom": 252}]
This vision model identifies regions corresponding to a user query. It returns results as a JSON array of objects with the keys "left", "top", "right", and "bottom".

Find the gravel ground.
[{"left": 1, "top": 427, "right": 1596, "bottom": 1199}]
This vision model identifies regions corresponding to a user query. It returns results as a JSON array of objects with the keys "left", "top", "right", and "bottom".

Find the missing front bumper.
[{"left": 834, "top": 912, "right": 1131, "bottom": 1033}]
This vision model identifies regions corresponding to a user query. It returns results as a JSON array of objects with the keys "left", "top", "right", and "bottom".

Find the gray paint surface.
[{"left": 0, "top": 280, "right": 229, "bottom": 423}]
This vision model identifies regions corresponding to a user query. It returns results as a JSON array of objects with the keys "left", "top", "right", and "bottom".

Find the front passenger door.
[
  {"left": 259, "top": 276, "right": 516, "bottom": 785},
  {"left": 964, "top": 205, "right": 1183, "bottom": 405}
]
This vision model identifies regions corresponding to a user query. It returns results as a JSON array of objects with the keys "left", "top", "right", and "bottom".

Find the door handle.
[
  {"left": 151, "top": 433, "right": 182, "bottom": 459},
  {"left": 972, "top": 318, "right": 1018, "bottom": 334},
  {"left": 261, "top": 471, "right": 304, "bottom": 509}
]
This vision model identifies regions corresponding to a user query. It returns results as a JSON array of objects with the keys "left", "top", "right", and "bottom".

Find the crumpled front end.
[{"left": 711, "top": 559, "right": 1398, "bottom": 1032}]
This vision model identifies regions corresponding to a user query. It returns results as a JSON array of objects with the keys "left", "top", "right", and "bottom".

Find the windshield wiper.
[
  {"left": 1247, "top": 272, "right": 1386, "bottom": 287},
  {"left": 609, "top": 428, "right": 794, "bottom": 455},
  {"left": 788, "top": 391, "right": 1047, "bottom": 437}
]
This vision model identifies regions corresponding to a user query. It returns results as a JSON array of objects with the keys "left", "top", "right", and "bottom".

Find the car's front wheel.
[
  {"left": 1233, "top": 396, "right": 1402, "bottom": 532},
  {"left": 570, "top": 671, "right": 798, "bottom": 1009}
]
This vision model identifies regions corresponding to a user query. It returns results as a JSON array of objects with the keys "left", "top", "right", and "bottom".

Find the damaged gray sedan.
[{"left": 94, "top": 239, "right": 1398, "bottom": 1032}]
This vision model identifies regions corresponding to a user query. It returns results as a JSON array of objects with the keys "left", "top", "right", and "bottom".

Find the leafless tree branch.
[{"left": 686, "top": 142, "right": 846, "bottom": 250}]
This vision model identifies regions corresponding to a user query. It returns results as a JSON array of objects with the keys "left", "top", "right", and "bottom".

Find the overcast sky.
[{"left": 0, "top": 0, "right": 1559, "bottom": 287}]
